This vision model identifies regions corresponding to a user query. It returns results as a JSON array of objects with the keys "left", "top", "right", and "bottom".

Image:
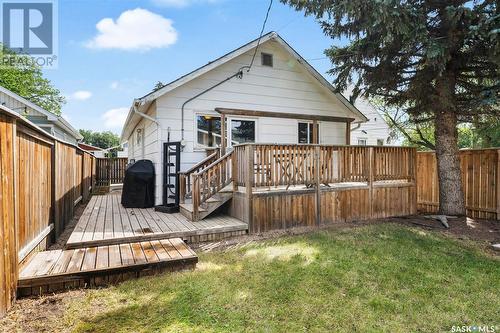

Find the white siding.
[
  {"left": 0, "top": 90, "right": 81, "bottom": 143},
  {"left": 349, "top": 96, "right": 391, "bottom": 146},
  {"left": 129, "top": 40, "right": 357, "bottom": 205},
  {"left": 126, "top": 104, "right": 162, "bottom": 204}
]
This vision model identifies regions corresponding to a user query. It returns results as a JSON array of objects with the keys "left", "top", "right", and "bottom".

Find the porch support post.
[
  {"left": 345, "top": 121, "right": 351, "bottom": 145},
  {"left": 220, "top": 114, "right": 226, "bottom": 155},
  {"left": 312, "top": 120, "right": 318, "bottom": 144},
  {"left": 246, "top": 145, "right": 254, "bottom": 232}
]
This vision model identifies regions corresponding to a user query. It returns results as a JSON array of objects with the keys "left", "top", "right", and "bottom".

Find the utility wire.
[{"left": 247, "top": 0, "right": 273, "bottom": 72}]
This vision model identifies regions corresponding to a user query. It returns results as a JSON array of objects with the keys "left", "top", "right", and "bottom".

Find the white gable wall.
[
  {"left": 126, "top": 104, "right": 162, "bottom": 203},
  {"left": 128, "top": 39, "right": 355, "bottom": 205},
  {"left": 350, "top": 97, "right": 391, "bottom": 145}
]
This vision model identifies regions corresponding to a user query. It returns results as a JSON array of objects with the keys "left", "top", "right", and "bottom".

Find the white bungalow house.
[
  {"left": 0, "top": 85, "right": 82, "bottom": 144},
  {"left": 121, "top": 32, "right": 390, "bottom": 206}
]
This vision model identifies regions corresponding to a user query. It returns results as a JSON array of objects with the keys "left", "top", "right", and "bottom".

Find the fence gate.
[{"left": 160, "top": 142, "right": 181, "bottom": 212}]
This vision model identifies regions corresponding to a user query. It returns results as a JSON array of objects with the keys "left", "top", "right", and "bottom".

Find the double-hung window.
[{"left": 298, "top": 122, "right": 319, "bottom": 144}]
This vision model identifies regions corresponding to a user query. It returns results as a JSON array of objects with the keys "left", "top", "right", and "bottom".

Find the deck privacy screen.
[{"left": 121, "top": 160, "right": 155, "bottom": 208}]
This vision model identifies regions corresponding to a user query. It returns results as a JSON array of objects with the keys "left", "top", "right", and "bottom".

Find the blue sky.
[{"left": 44, "top": 0, "right": 341, "bottom": 134}]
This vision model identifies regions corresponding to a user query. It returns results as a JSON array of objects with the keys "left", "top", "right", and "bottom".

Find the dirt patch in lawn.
[
  {"left": 0, "top": 290, "right": 86, "bottom": 333},
  {"left": 390, "top": 215, "right": 500, "bottom": 244},
  {"left": 191, "top": 215, "right": 499, "bottom": 253}
]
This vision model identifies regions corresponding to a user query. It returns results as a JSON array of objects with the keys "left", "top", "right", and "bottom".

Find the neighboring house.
[
  {"left": 121, "top": 32, "right": 369, "bottom": 206},
  {"left": 0, "top": 85, "right": 82, "bottom": 143},
  {"left": 78, "top": 142, "right": 105, "bottom": 157},
  {"left": 348, "top": 94, "right": 392, "bottom": 146}
]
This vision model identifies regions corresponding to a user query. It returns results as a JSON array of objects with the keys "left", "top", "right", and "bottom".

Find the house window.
[
  {"left": 377, "top": 139, "right": 384, "bottom": 146},
  {"left": 357, "top": 138, "right": 367, "bottom": 146},
  {"left": 261, "top": 53, "right": 273, "bottom": 67},
  {"left": 196, "top": 115, "right": 221, "bottom": 148},
  {"left": 298, "top": 122, "right": 319, "bottom": 144},
  {"left": 231, "top": 119, "right": 255, "bottom": 145}
]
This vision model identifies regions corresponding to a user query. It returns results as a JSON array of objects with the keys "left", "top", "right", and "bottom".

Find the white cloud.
[
  {"left": 85, "top": 8, "right": 178, "bottom": 51},
  {"left": 110, "top": 81, "right": 119, "bottom": 89},
  {"left": 69, "top": 90, "right": 92, "bottom": 101},
  {"left": 102, "top": 107, "right": 129, "bottom": 129},
  {"left": 152, "top": 0, "right": 220, "bottom": 7}
]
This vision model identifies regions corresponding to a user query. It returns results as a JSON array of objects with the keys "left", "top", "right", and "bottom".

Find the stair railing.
[
  {"left": 192, "top": 150, "right": 234, "bottom": 221},
  {"left": 179, "top": 149, "right": 220, "bottom": 204}
]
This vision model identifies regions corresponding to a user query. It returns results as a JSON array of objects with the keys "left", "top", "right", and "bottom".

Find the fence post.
[
  {"left": 368, "top": 147, "right": 374, "bottom": 218},
  {"left": 315, "top": 146, "right": 321, "bottom": 226},
  {"left": 246, "top": 145, "right": 254, "bottom": 232},
  {"left": 497, "top": 149, "right": 500, "bottom": 220}
]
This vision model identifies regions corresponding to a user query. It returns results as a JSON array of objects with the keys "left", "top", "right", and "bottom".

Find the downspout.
[
  {"left": 133, "top": 101, "right": 163, "bottom": 205},
  {"left": 350, "top": 123, "right": 361, "bottom": 132}
]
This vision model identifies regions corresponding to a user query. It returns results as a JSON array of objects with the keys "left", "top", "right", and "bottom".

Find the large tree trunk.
[{"left": 434, "top": 75, "right": 465, "bottom": 216}]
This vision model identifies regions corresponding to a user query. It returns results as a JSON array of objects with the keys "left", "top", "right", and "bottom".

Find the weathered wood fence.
[
  {"left": 95, "top": 157, "right": 128, "bottom": 186},
  {"left": 417, "top": 149, "right": 500, "bottom": 219},
  {"left": 0, "top": 106, "right": 96, "bottom": 317}
]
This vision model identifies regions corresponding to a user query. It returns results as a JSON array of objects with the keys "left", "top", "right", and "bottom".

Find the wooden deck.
[
  {"left": 66, "top": 192, "right": 248, "bottom": 249},
  {"left": 18, "top": 238, "right": 198, "bottom": 295}
]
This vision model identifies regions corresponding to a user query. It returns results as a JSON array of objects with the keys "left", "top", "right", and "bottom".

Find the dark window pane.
[
  {"left": 298, "top": 122, "right": 308, "bottom": 143},
  {"left": 197, "top": 115, "right": 221, "bottom": 147},
  {"left": 231, "top": 120, "right": 255, "bottom": 144}
]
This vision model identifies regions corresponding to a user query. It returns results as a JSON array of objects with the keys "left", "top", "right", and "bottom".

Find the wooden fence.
[
  {"left": 417, "top": 149, "right": 500, "bottom": 219},
  {"left": 95, "top": 157, "right": 128, "bottom": 186},
  {"left": 0, "top": 106, "right": 96, "bottom": 317}
]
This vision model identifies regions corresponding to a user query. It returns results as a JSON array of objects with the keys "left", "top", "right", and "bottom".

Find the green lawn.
[{"left": 63, "top": 224, "right": 499, "bottom": 332}]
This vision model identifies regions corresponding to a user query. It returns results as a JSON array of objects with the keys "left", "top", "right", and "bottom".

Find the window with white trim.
[
  {"left": 230, "top": 119, "right": 255, "bottom": 145},
  {"left": 298, "top": 122, "right": 319, "bottom": 144},
  {"left": 196, "top": 115, "right": 221, "bottom": 148},
  {"left": 357, "top": 138, "right": 367, "bottom": 146},
  {"left": 377, "top": 139, "right": 384, "bottom": 146}
]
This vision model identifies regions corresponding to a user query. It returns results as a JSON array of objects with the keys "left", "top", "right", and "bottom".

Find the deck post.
[
  {"left": 312, "top": 120, "right": 318, "bottom": 144},
  {"left": 221, "top": 114, "right": 226, "bottom": 156},
  {"left": 232, "top": 149, "right": 238, "bottom": 192},
  {"left": 179, "top": 173, "right": 186, "bottom": 204},
  {"left": 315, "top": 145, "right": 321, "bottom": 226},
  {"left": 246, "top": 145, "right": 254, "bottom": 232},
  {"left": 345, "top": 121, "right": 351, "bottom": 145},
  {"left": 368, "top": 147, "right": 374, "bottom": 218},
  {"left": 192, "top": 174, "right": 200, "bottom": 221}
]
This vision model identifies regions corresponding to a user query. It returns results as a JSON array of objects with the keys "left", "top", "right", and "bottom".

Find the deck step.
[
  {"left": 180, "top": 192, "right": 233, "bottom": 221},
  {"left": 18, "top": 238, "right": 198, "bottom": 296}
]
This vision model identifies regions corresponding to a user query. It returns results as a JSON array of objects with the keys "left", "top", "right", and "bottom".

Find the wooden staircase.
[
  {"left": 179, "top": 150, "right": 235, "bottom": 221},
  {"left": 180, "top": 190, "right": 233, "bottom": 221}
]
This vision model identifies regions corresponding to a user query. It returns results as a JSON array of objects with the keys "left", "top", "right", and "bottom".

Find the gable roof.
[
  {"left": 121, "top": 32, "right": 368, "bottom": 140},
  {"left": 0, "top": 85, "right": 83, "bottom": 140}
]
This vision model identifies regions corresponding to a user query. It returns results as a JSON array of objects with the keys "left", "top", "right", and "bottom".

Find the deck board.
[
  {"left": 66, "top": 192, "right": 247, "bottom": 249},
  {"left": 18, "top": 238, "right": 198, "bottom": 292}
]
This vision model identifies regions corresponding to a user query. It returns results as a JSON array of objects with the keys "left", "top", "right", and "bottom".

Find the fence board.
[
  {"left": 95, "top": 158, "right": 127, "bottom": 187},
  {"left": 417, "top": 149, "right": 499, "bottom": 219},
  {"left": 0, "top": 106, "right": 97, "bottom": 317}
]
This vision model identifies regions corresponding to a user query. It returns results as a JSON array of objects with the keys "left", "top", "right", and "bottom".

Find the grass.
[{"left": 60, "top": 224, "right": 499, "bottom": 332}]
